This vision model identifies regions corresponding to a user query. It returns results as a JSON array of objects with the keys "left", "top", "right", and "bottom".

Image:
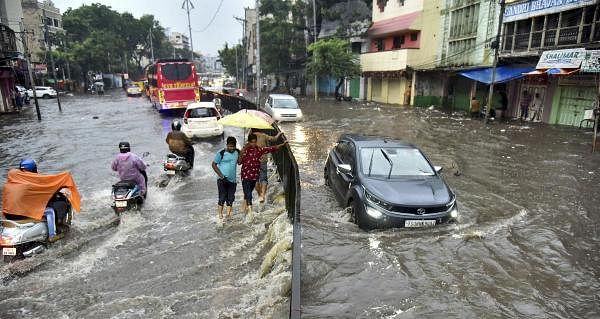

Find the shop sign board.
[
  {"left": 536, "top": 48, "right": 585, "bottom": 69},
  {"left": 504, "top": 0, "right": 595, "bottom": 23},
  {"left": 581, "top": 50, "right": 600, "bottom": 73}
]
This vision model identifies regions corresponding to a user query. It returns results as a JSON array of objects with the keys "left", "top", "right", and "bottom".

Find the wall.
[
  {"left": 372, "top": 0, "right": 423, "bottom": 22},
  {"left": 0, "top": 0, "right": 24, "bottom": 53},
  {"left": 407, "top": 0, "right": 441, "bottom": 68}
]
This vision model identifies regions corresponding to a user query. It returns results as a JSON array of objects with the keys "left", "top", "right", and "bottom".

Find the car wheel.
[
  {"left": 43, "top": 94, "right": 50, "bottom": 99},
  {"left": 351, "top": 200, "right": 374, "bottom": 230},
  {"left": 324, "top": 167, "right": 330, "bottom": 186}
]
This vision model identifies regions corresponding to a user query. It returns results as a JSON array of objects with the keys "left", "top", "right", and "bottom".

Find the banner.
[
  {"left": 581, "top": 50, "right": 600, "bottom": 73},
  {"left": 536, "top": 48, "right": 585, "bottom": 69},
  {"left": 504, "top": 0, "right": 595, "bottom": 23}
]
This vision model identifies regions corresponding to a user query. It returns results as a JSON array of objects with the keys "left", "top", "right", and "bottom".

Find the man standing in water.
[
  {"left": 212, "top": 137, "right": 239, "bottom": 222},
  {"left": 238, "top": 133, "right": 287, "bottom": 217}
]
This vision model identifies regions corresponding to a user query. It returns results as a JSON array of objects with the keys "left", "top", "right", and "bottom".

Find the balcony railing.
[
  {"left": 502, "top": 21, "right": 600, "bottom": 54},
  {"left": 360, "top": 50, "right": 410, "bottom": 72}
]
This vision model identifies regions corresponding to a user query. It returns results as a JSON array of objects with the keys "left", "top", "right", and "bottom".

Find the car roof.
[
  {"left": 269, "top": 94, "right": 296, "bottom": 100},
  {"left": 186, "top": 102, "right": 216, "bottom": 109},
  {"left": 338, "top": 134, "right": 416, "bottom": 148}
]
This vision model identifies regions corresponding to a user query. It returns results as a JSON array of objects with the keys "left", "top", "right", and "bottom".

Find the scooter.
[
  {"left": 111, "top": 180, "right": 144, "bottom": 214},
  {"left": 0, "top": 192, "right": 73, "bottom": 262},
  {"left": 163, "top": 154, "right": 191, "bottom": 176}
]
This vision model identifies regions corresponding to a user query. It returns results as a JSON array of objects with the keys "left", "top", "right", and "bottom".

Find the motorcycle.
[
  {"left": 111, "top": 180, "right": 144, "bottom": 214},
  {"left": 163, "top": 154, "right": 191, "bottom": 176},
  {"left": 0, "top": 192, "right": 73, "bottom": 262}
]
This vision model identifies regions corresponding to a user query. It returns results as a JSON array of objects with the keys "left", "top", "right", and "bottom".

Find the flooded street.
[
  {"left": 282, "top": 98, "right": 600, "bottom": 318},
  {"left": 0, "top": 93, "right": 291, "bottom": 318},
  {"left": 1, "top": 92, "right": 599, "bottom": 318}
]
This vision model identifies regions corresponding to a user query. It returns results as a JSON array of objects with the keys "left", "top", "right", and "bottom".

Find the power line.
[{"left": 194, "top": 0, "right": 225, "bottom": 33}]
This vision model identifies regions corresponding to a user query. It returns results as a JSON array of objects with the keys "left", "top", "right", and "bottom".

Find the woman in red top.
[{"left": 238, "top": 133, "right": 287, "bottom": 215}]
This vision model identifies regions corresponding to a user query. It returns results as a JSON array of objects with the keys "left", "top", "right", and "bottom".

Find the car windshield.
[
  {"left": 187, "top": 108, "right": 217, "bottom": 118},
  {"left": 360, "top": 147, "right": 435, "bottom": 177},
  {"left": 161, "top": 63, "right": 192, "bottom": 81},
  {"left": 273, "top": 98, "right": 298, "bottom": 109}
]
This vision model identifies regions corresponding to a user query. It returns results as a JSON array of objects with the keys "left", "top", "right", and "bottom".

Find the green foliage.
[
  {"left": 217, "top": 43, "right": 243, "bottom": 77},
  {"left": 306, "top": 38, "right": 360, "bottom": 78}
]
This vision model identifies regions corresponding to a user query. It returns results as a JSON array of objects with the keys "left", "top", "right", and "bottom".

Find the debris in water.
[{"left": 92, "top": 116, "right": 99, "bottom": 119}]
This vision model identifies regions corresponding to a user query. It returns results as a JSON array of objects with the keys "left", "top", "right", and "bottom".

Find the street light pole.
[
  {"left": 484, "top": 0, "right": 506, "bottom": 125},
  {"left": 256, "top": 0, "right": 261, "bottom": 107},
  {"left": 43, "top": 9, "right": 61, "bottom": 111},
  {"left": 149, "top": 27, "right": 155, "bottom": 62},
  {"left": 19, "top": 20, "right": 41, "bottom": 120},
  {"left": 313, "top": 0, "right": 318, "bottom": 101},
  {"left": 182, "top": 0, "right": 195, "bottom": 62},
  {"left": 234, "top": 15, "right": 247, "bottom": 90}
]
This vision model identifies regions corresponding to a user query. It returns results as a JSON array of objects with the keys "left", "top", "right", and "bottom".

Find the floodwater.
[
  {"left": 0, "top": 93, "right": 291, "bottom": 318},
  {"left": 1, "top": 92, "right": 599, "bottom": 318},
  {"left": 282, "top": 98, "right": 600, "bottom": 318}
]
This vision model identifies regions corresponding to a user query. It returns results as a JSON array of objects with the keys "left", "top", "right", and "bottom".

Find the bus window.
[{"left": 161, "top": 64, "right": 192, "bottom": 81}]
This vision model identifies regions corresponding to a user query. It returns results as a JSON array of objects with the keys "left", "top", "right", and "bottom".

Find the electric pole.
[
  {"left": 313, "top": 0, "right": 318, "bottom": 101},
  {"left": 234, "top": 15, "right": 247, "bottom": 90},
  {"left": 182, "top": 0, "right": 195, "bottom": 62},
  {"left": 19, "top": 20, "right": 41, "bottom": 120},
  {"left": 484, "top": 0, "right": 506, "bottom": 125},
  {"left": 149, "top": 27, "right": 155, "bottom": 62},
  {"left": 256, "top": 0, "right": 261, "bottom": 107},
  {"left": 43, "top": 9, "right": 61, "bottom": 111}
]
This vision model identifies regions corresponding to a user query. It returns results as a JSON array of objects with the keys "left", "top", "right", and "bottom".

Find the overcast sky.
[{"left": 52, "top": 0, "right": 255, "bottom": 56}]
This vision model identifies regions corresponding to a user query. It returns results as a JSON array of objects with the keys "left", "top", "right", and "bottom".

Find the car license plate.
[
  {"left": 115, "top": 200, "right": 128, "bottom": 208},
  {"left": 405, "top": 220, "right": 436, "bottom": 228},
  {"left": 3, "top": 247, "right": 16, "bottom": 256},
  {"left": 166, "top": 170, "right": 176, "bottom": 175}
]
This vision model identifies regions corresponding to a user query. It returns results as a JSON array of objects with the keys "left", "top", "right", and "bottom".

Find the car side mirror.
[
  {"left": 337, "top": 164, "right": 352, "bottom": 176},
  {"left": 434, "top": 166, "right": 443, "bottom": 173}
]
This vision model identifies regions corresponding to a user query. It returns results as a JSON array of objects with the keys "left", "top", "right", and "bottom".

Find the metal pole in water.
[
  {"left": 43, "top": 9, "right": 61, "bottom": 111},
  {"left": 484, "top": 0, "right": 505, "bottom": 125}
]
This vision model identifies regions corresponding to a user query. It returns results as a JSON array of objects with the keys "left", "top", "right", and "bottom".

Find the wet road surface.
[{"left": 0, "top": 92, "right": 291, "bottom": 318}]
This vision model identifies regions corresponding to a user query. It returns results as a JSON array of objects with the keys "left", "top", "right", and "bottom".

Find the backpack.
[{"left": 217, "top": 148, "right": 240, "bottom": 162}]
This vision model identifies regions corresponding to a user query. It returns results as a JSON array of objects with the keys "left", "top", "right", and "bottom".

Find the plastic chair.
[{"left": 580, "top": 109, "right": 595, "bottom": 128}]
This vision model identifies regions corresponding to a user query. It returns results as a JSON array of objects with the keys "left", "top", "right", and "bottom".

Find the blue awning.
[{"left": 459, "top": 66, "right": 535, "bottom": 84}]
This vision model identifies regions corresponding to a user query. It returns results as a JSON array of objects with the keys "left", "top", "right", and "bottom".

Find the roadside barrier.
[{"left": 216, "top": 91, "right": 301, "bottom": 318}]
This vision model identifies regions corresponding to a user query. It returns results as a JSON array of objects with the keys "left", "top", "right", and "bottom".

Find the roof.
[
  {"left": 186, "top": 101, "right": 216, "bottom": 109},
  {"left": 268, "top": 94, "right": 297, "bottom": 100},
  {"left": 368, "top": 12, "right": 420, "bottom": 37},
  {"left": 458, "top": 65, "right": 535, "bottom": 84},
  {"left": 340, "top": 134, "right": 415, "bottom": 148}
]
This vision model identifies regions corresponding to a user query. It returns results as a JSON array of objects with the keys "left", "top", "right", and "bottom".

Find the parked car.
[
  {"left": 181, "top": 101, "right": 224, "bottom": 138},
  {"left": 263, "top": 94, "right": 303, "bottom": 122},
  {"left": 324, "top": 134, "right": 458, "bottom": 230},
  {"left": 126, "top": 84, "right": 142, "bottom": 97},
  {"left": 26, "top": 86, "right": 57, "bottom": 99}
]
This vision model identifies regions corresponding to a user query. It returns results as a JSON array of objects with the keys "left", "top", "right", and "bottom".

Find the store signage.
[
  {"left": 536, "top": 48, "right": 585, "bottom": 69},
  {"left": 581, "top": 50, "right": 600, "bottom": 73},
  {"left": 504, "top": 0, "right": 595, "bottom": 23}
]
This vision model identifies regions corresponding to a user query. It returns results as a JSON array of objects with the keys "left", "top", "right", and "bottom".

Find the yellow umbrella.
[{"left": 218, "top": 109, "right": 273, "bottom": 129}]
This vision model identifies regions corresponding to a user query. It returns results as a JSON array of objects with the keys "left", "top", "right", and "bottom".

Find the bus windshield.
[{"left": 161, "top": 63, "right": 193, "bottom": 81}]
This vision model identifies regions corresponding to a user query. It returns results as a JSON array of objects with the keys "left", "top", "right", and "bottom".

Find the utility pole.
[
  {"left": 149, "top": 27, "right": 155, "bottom": 62},
  {"left": 235, "top": 44, "right": 239, "bottom": 88},
  {"left": 256, "top": 0, "right": 261, "bottom": 107},
  {"left": 234, "top": 15, "right": 247, "bottom": 90},
  {"left": 43, "top": 9, "right": 61, "bottom": 111},
  {"left": 20, "top": 20, "right": 41, "bottom": 120},
  {"left": 484, "top": 0, "right": 506, "bottom": 125},
  {"left": 313, "top": 0, "right": 318, "bottom": 101},
  {"left": 182, "top": 0, "right": 195, "bottom": 62}
]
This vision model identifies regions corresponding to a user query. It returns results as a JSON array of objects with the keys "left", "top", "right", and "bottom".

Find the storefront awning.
[
  {"left": 459, "top": 66, "right": 535, "bottom": 84},
  {"left": 367, "top": 12, "right": 420, "bottom": 37},
  {"left": 523, "top": 68, "right": 580, "bottom": 76}
]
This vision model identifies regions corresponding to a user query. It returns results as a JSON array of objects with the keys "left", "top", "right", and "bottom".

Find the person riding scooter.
[
  {"left": 111, "top": 142, "right": 148, "bottom": 197},
  {"left": 2, "top": 159, "right": 81, "bottom": 243},
  {"left": 166, "top": 120, "right": 195, "bottom": 168}
]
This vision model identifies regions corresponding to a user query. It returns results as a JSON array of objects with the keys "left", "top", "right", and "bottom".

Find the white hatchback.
[
  {"left": 26, "top": 86, "right": 57, "bottom": 99},
  {"left": 263, "top": 94, "right": 303, "bottom": 122},
  {"left": 181, "top": 102, "right": 224, "bottom": 138}
]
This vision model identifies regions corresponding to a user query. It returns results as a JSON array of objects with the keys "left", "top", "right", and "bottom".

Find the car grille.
[{"left": 387, "top": 205, "right": 448, "bottom": 215}]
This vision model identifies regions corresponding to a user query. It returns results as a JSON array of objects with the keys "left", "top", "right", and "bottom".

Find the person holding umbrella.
[{"left": 238, "top": 133, "right": 287, "bottom": 218}]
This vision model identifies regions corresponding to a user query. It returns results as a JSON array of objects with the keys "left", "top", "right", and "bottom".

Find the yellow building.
[{"left": 361, "top": 0, "right": 442, "bottom": 105}]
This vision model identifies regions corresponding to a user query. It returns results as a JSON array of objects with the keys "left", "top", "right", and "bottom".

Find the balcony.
[{"left": 361, "top": 49, "right": 410, "bottom": 72}]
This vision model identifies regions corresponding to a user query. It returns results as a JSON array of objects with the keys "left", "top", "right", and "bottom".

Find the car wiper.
[
  {"left": 368, "top": 149, "right": 375, "bottom": 177},
  {"left": 380, "top": 149, "right": 393, "bottom": 179}
]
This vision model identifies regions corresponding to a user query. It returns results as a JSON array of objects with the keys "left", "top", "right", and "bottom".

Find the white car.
[
  {"left": 263, "top": 94, "right": 303, "bottom": 122},
  {"left": 126, "top": 85, "right": 142, "bottom": 96},
  {"left": 26, "top": 86, "right": 57, "bottom": 99},
  {"left": 181, "top": 102, "right": 224, "bottom": 138}
]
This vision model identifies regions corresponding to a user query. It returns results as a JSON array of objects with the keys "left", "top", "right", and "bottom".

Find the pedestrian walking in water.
[
  {"left": 530, "top": 93, "right": 543, "bottom": 122},
  {"left": 520, "top": 90, "right": 531, "bottom": 121},
  {"left": 212, "top": 136, "right": 239, "bottom": 222},
  {"left": 470, "top": 96, "right": 480, "bottom": 118},
  {"left": 238, "top": 133, "right": 287, "bottom": 217},
  {"left": 250, "top": 128, "right": 283, "bottom": 203}
]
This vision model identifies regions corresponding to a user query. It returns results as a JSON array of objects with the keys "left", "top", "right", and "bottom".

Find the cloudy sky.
[{"left": 52, "top": 0, "right": 255, "bottom": 56}]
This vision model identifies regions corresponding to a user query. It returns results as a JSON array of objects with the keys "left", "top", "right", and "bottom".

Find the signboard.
[
  {"left": 504, "top": 0, "right": 595, "bottom": 23},
  {"left": 581, "top": 50, "right": 600, "bottom": 73},
  {"left": 536, "top": 48, "right": 585, "bottom": 69},
  {"left": 33, "top": 63, "right": 47, "bottom": 74}
]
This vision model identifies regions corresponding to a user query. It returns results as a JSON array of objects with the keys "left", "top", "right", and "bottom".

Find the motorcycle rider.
[
  {"left": 166, "top": 119, "right": 195, "bottom": 168},
  {"left": 18, "top": 159, "right": 62, "bottom": 242},
  {"left": 111, "top": 142, "right": 148, "bottom": 196}
]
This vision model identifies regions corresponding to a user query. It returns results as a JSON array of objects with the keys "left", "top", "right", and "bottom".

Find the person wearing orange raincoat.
[{"left": 2, "top": 159, "right": 81, "bottom": 242}]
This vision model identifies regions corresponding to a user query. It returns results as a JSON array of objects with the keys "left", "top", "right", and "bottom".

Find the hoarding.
[{"left": 504, "top": 0, "right": 595, "bottom": 23}]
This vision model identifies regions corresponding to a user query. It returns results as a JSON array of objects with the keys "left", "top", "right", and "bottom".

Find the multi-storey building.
[
  {"left": 169, "top": 31, "right": 189, "bottom": 50},
  {"left": 500, "top": 0, "right": 600, "bottom": 126},
  {"left": 361, "top": 0, "right": 442, "bottom": 105},
  {"left": 22, "top": 0, "right": 63, "bottom": 66},
  {"left": 244, "top": 7, "right": 257, "bottom": 89}
]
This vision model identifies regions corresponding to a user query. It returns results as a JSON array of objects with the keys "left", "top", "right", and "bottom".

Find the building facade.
[
  {"left": 169, "top": 31, "right": 189, "bottom": 50},
  {"left": 361, "top": 0, "right": 442, "bottom": 105},
  {"left": 500, "top": 0, "right": 600, "bottom": 126},
  {"left": 22, "top": 0, "right": 63, "bottom": 66}
]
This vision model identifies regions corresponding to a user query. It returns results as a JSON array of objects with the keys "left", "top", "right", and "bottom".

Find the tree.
[
  {"left": 218, "top": 43, "right": 243, "bottom": 80},
  {"left": 306, "top": 38, "right": 360, "bottom": 99}
]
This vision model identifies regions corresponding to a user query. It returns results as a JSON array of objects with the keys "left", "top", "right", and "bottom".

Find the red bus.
[{"left": 146, "top": 59, "right": 200, "bottom": 112}]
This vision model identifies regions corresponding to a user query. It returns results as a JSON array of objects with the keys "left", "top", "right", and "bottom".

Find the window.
[
  {"left": 53, "top": 19, "right": 59, "bottom": 27},
  {"left": 187, "top": 107, "right": 218, "bottom": 118},
  {"left": 360, "top": 147, "right": 434, "bottom": 177},
  {"left": 393, "top": 36, "right": 404, "bottom": 49},
  {"left": 376, "top": 39, "right": 384, "bottom": 51},
  {"left": 160, "top": 63, "right": 192, "bottom": 81},
  {"left": 449, "top": 3, "right": 480, "bottom": 39},
  {"left": 410, "top": 32, "right": 418, "bottom": 41}
]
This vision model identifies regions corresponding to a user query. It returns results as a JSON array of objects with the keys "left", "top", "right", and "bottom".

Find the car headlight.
[
  {"left": 446, "top": 196, "right": 459, "bottom": 218},
  {"left": 364, "top": 191, "right": 393, "bottom": 211},
  {"left": 366, "top": 206, "right": 383, "bottom": 219}
]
